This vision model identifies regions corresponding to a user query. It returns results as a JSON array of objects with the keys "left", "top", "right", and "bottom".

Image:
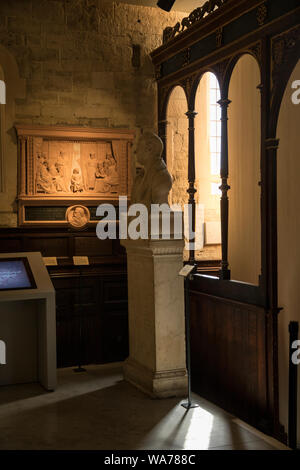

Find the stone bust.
[{"left": 131, "top": 132, "right": 172, "bottom": 210}]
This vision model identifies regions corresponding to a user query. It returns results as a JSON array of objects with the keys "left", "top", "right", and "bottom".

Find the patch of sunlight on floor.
[
  {"left": 138, "top": 401, "right": 214, "bottom": 450},
  {"left": 182, "top": 406, "right": 214, "bottom": 450}
]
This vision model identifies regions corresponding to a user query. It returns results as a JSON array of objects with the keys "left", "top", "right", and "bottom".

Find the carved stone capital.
[
  {"left": 217, "top": 98, "right": 231, "bottom": 108},
  {"left": 220, "top": 181, "right": 230, "bottom": 193},
  {"left": 185, "top": 110, "right": 198, "bottom": 119},
  {"left": 187, "top": 185, "right": 197, "bottom": 195}
]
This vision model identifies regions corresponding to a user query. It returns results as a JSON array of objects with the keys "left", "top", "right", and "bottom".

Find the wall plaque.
[
  {"left": 15, "top": 125, "right": 135, "bottom": 226},
  {"left": 66, "top": 205, "right": 90, "bottom": 229}
]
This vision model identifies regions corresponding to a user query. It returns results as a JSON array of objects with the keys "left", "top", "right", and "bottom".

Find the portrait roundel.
[{"left": 66, "top": 205, "right": 90, "bottom": 229}]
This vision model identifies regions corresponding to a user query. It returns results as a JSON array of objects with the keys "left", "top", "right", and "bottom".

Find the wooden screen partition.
[
  {"left": 190, "top": 290, "right": 268, "bottom": 430},
  {"left": 151, "top": 0, "right": 300, "bottom": 441}
]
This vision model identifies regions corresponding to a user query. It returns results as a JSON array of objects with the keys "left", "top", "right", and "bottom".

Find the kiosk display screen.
[{"left": 0, "top": 258, "right": 37, "bottom": 290}]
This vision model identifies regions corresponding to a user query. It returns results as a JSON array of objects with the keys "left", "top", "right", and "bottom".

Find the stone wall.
[
  {"left": 166, "top": 82, "right": 221, "bottom": 261},
  {"left": 166, "top": 86, "right": 189, "bottom": 207},
  {"left": 0, "top": 0, "right": 184, "bottom": 225}
]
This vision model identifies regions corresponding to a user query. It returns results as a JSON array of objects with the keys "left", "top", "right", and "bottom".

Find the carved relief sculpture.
[
  {"left": 15, "top": 125, "right": 135, "bottom": 226},
  {"left": 66, "top": 205, "right": 90, "bottom": 229},
  {"left": 33, "top": 140, "right": 120, "bottom": 196}
]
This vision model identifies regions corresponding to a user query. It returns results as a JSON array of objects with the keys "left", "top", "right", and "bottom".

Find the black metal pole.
[
  {"left": 288, "top": 321, "right": 298, "bottom": 449},
  {"left": 181, "top": 274, "right": 198, "bottom": 410},
  {"left": 74, "top": 267, "right": 86, "bottom": 373}
]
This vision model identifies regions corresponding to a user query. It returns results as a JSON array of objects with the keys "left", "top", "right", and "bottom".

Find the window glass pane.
[
  {"left": 209, "top": 73, "right": 217, "bottom": 88},
  {"left": 210, "top": 121, "right": 217, "bottom": 136},
  {"left": 209, "top": 73, "right": 221, "bottom": 178},
  {"left": 211, "top": 154, "right": 220, "bottom": 175},
  {"left": 210, "top": 105, "right": 217, "bottom": 119},
  {"left": 210, "top": 89, "right": 217, "bottom": 104},
  {"left": 211, "top": 182, "right": 221, "bottom": 196},
  {"left": 210, "top": 137, "right": 217, "bottom": 153}
]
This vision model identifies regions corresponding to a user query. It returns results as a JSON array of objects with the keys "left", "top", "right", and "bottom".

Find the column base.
[{"left": 124, "top": 358, "right": 188, "bottom": 399}]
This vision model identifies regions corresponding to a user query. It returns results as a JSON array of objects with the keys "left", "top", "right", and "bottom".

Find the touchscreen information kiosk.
[
  {"left": 0, "top": 252, "right": 56, "bottom": 391},
  {"left": 0, "top": 258, "right": 36, "bottom": 290}
]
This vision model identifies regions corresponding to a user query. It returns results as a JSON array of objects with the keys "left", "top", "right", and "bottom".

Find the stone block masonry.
[{"left": 0, "top": 0, "right": 185, "bottom": 224}]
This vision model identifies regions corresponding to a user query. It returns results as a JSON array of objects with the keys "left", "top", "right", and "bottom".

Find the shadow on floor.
[{"left": 0, "top": 366, "right": 280, "bottom": 450}]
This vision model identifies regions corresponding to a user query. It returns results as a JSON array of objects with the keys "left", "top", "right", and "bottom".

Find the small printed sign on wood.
[
  {"left": 179, "top": 264, "right": 196, "bottom": 278},
  {"left": 73, "top": 256, "right": 89, "bottom": 266},
  {"left": 43, "top": 257, "right": 58, "bottom": 266}
]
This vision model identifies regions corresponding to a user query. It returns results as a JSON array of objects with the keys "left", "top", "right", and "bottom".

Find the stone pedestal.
[{"left": 121, "top": 238, "right": 187, "bottom": 398}]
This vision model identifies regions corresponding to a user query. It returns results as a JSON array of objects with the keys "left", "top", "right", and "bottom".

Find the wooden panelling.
[
  {"left": 0, "top": 227, "right": 128, "bottom": 368},
  {"left": 74, "top": 236, "right": 113, "bottom": 257},
  {"left": 103, "top": 280, "right": 128, "bottom": 303},
  {"left": 190, "top": 290, "right": 269, "bottom": 431},
  {"left": 102, "top": 311, "right": 129, "bottom": 363},
  {"left": 23, "top": 236, "right": 69, "bottom": 257},
  {"left": 0, "top": 238, "right": 22, "bottom": 253},
  {"left": 53, "top": 272, "right": 129, "bottom": 368}
]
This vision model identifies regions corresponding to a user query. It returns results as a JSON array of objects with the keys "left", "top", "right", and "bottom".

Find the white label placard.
[
  {"left": 205, "top": 221, "right": 221, "bottom": 245},
  {"left": 73, "top": 256, "right": 89, "bottom": 266},
  {"left": 43, "top": 257, "right": 58, "bottom": 266},
  {"left": 179, "top": 264, "right": 195, "bottom": 278}
]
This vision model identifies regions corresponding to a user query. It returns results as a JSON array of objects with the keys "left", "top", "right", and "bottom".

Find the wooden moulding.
[{"left": 15, "top": 125, "right": 135, "bottom": 227}]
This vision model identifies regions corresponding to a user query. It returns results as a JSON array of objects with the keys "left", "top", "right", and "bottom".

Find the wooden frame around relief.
[{"left": 15, "top": 125, "right": 135, "bottom": 226}]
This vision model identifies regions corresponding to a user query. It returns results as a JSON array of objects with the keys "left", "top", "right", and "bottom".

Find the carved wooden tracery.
[
  {"left": 163, "top": 0, "right": 228, "bottom": 44},
  {"left": 151, "top": 0, "right": 300, "bottom": 441}
]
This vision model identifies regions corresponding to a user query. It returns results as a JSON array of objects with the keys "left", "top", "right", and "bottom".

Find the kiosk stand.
[{"left": 0, "top": 252, "right": 57, "bottom": 391}]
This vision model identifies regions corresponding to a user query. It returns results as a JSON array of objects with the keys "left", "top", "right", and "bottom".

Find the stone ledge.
[{"left": 122, "top": 240, "right": 185, "bottom": 258}]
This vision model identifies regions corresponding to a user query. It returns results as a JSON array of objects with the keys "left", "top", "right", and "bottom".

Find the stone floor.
[{"left": 0, "top": 363, "right": 290, "bottom": 450}]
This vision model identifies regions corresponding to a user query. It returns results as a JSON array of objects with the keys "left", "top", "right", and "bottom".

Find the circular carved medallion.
[{"left": 66, "top": 205, "right": 90, "bottom": 229}]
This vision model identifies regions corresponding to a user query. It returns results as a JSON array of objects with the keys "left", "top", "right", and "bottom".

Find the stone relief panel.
[
  {"left": 15, "top": 125, "right": 134, "bottom": 226},
  {"left": 34, "top": 140, "right": 119, "bottom": 196}
]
